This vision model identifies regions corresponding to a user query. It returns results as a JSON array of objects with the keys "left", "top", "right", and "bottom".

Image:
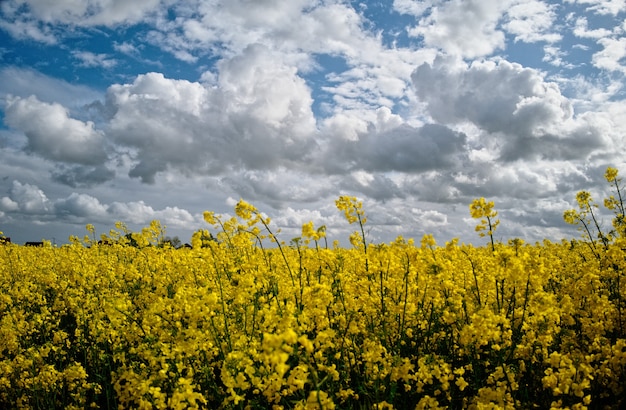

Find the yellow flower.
[
  {"left": 455, "top": 376, "right": 469, "bottom": 391},
  {"left": 605, "top": 166, "right": 618, "bottom": 183},
  {"left": 335, "top": 195, "right": 364, "bottom": 225},
  {"left": 469, "top": 197, "right": 496, "bottom": 219},
  {"left": 575, "top": 191, "right": 592, "bottom": 209},
  {"left": 563, "top": 209, "right": 579, "bottom": 224},
  {"left": 203, "top": 211, "right": 217, "bottom": 225},
  {"left": 235, "top": 199, "right": 257, "bottom": 220}
]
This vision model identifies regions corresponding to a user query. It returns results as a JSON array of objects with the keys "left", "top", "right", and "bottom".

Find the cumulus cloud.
[
  {"left": 572, "top": 16, "right": 614, "bottom": 39},
  {"left": 55, "top": 192, "right": 108, "bottom": 219},
  {"left": 0, "top": 0, "right": 169, "bottom": 48},
  {"left": 1, "top": 179, "right": 198, "bottom": 229},
  {"left": 565, "top": 0, "right": 626, "bottom": 15},
  {"left": 1, "top": 0, "right": 164, "bottom": 26},
  {"left": 105, "top": 44, "right": 317, "bottom": 183},
  {"left": 0, "top": 180, "right": 51, "bottom": 214},
  {"left": 135, "top": 0, "right": 428, "bottom": 118},
  {"left": 160, "top": 2, "right": 380, "bottom": 62},
  {"left": 409, "top": 208, "right": 449, "bottom": 230},
  {"left": 503, "top": 0, "right": 561, "bottom": 43},
  {"left": 107, "top": 201, "right": 195, "bottom": 227},
  {"left": 221, "top": 169, "right": 336, "bottom": 208},
  {"left": 4, "top": 95, "right": 108, "bottom": 165},
  {"left": 392, "top": 0, "right": 437, "bottom": 16},
  {"left": 261, "top": 206, "right": 328, "bottom": 230},
  {"left": 411, "top": 57, "right": 610, "bottom": 161},
  {"left": 408, "top": 0, "right": 512, "bottom": 58},
  {"left": 593, "top": 37, "right": 626, "bottom": 73}
]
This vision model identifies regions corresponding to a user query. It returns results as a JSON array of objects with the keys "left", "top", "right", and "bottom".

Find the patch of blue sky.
[
  {"left": 302, "top": 53, "right": 351, "bottom": 118},
  {"left": 501, "top": 39, "right": 551, "bottom": 70},
  {"left": 78, "top": 27, "right": 167, "bottom": 80},
  {"left": 558, "top": 20, "right": 615, "bottom": 75},
  {"left": 355, "top": 0, "right": 420, "bottom": 49},
  {"left": 0, "top": 32, "right": 71, "bottom": 78},
  {"left": 581, "top": 5, "right": 624, "bottom": 25},
  {"left": 120, "top": 25, "right": 224, "bottom": 83}
]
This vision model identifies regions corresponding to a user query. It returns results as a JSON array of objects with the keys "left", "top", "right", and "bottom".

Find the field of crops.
[{"left": 1, "top": 168, "right": 625, "bottom": 409}]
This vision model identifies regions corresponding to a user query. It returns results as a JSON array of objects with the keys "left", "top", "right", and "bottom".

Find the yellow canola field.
[{"left": 1, "top": 194, "right": 626, "bottom": 409}]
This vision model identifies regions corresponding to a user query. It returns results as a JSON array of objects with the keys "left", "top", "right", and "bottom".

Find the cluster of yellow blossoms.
[{"left": 1, "top": 168, "right": 625, "bottom": 409}]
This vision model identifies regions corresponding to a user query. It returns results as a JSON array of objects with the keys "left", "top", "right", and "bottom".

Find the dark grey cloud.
[
  {"left": 322, "top": 123, "right": 468, "bottom": 174},
  {"left": 51, "top": 165, "right": 116, "bottom": 188},
  {"left": 337, "top": 172, "right": 405, "bottom": 202},
  {"left": 399, "top": 172, "right": 463, "bottom": 203},
  {"left": 358, "top": 123, "right": 467, "bottom": 172}
]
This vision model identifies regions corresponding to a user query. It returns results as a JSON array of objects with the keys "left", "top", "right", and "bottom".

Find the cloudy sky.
[{"left": 0, "top": 0, "right": 625, "bottom": 246}]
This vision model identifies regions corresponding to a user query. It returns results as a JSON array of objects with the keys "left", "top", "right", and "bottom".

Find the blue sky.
[{"left": 0, "top": 0, "right": 625, "bottom": 246}]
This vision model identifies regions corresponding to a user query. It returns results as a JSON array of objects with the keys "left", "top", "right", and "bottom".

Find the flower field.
[{"left": 1, "top": 169, "right": 626, "bottom": 409}]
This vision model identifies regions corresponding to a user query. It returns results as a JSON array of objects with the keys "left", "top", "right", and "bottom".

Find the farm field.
[{"left": 1, "top": 170, "right": 626, "bottom": 409}]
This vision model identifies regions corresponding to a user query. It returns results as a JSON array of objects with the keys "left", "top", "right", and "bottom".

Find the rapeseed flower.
[{"left": 1, "top": 191, "right": 626, "bottom": 409}]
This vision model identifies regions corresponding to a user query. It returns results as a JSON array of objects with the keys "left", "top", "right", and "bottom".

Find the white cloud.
[
  {"left": 4, "top": 95, "right": 108, "bottom": 165},
  {"left": 411, "top": 57, "right": 611, "bottom": 161},
  {"left": 224, "top": 169, "right": 336, "bottom": 207},
  {"left": 0, "top": 67, "right": 102, "bottom": 108},
  {"left": 0, "top": 17, "right": 57, "bottom": 44},
  {"left": 408, "top": 0, "right": 512, "bottom": 58},
  {"left": 321, "top": 59, "right": 421, "bottom": 111},
  {"left": 0, "top": 181, "right": 51, "bottom": 214},
  {"left": 0, "top": 197, "right": 19, "bottom": 212},
  {"left": 392, "top": 0, "right": 437, "bottom": 16},
  {"left": 55, "top": 192, "right": 108, "bottom": 219},
  {"left": 72, "top": 51, "right": 117, "bottom": 68},
  {"left": 113, "top": 41, "right": 138, "bottom": 55},
  {"left": 542, "top": 45, "right": 573, "bottom": 68},
  {"left": 137, "top": 1, "right": 381, "bottom": 68},
  {"left": 2, "top": 0, "right": 164, "bottom": 25},
  {"left": 410, "top": 208, "right": 449, "bottom": 229},
  {"left": 108, "top": 201, "right": 195, "bottom": 227},
  {"left": 593, "top": 37, "right": 626, "bottom": 73},
  {"left": 1, "top": 179, "right": 199, "bottom": 231},
  {"left": 503, "top": 0, "right": 561, "bottom": 43},
  {"left": 572, "top": 16, "right": 614, "bottom": 38},
  {"left": 104, "top": 44, "right": 317, "bottom": 183},
  {"left": 321, "top": 110, "right": 370, "bottom": 142},
  {"left": 565, "top": 0, "right": 626, "bottom": 15},
  {"left": 271, "top": 207, "right": 327, "bottom": 229},
  {"left": 0, "top": 0, "right": 168, "bottom": 47}
]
